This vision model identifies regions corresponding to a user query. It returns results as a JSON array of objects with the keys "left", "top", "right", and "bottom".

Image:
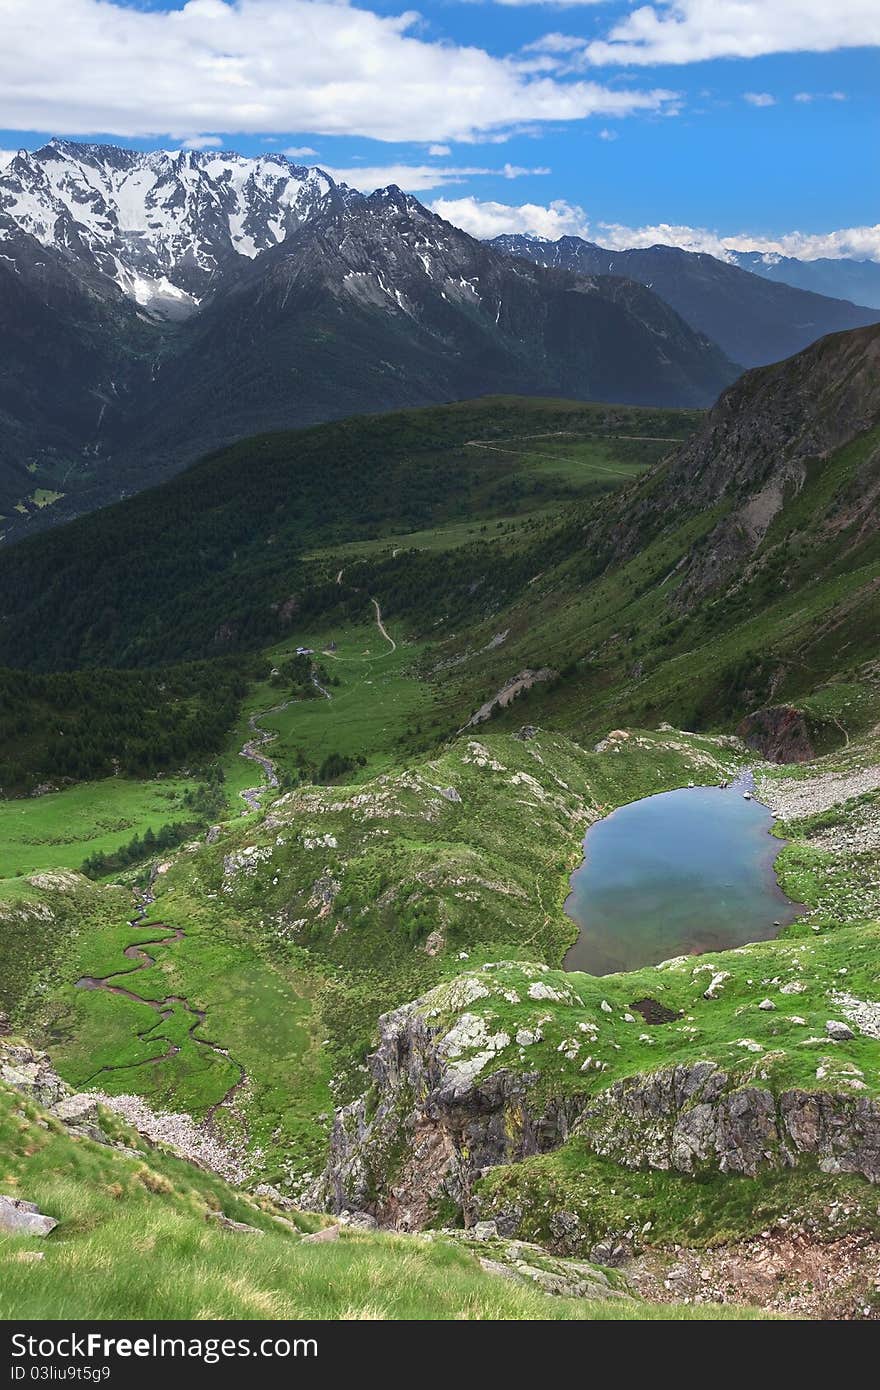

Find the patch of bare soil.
[{"left": 626, "top": 1227, "right": 880, "bottom": 1319}]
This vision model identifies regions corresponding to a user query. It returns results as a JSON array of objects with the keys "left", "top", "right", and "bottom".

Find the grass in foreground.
[{"left": 0, "top": 1080, "right": 762, "bottom": 1320}]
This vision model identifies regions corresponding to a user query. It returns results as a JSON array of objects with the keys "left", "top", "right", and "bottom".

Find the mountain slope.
[
  {"left": 129, "top": 189, "right": 733, "bottom": 475},
  {"left": 0, "top": 397, "right": 698, "bottom": 669},
  {"left": 0, "top": 324, "right": 878, "bottom": 756},
  {"left": 608, "top": 321, "right": 880, "bottom": 606},
  {"left": 0, "top": 142, "right": 737, "bottom": 539},
  {"left": 729, "top": 250, "right": 880, "bottom": 312},
  {"left": 0, "top": 211, "right": 155, "bottom": 518},
  {"left": 432, "top": 321, "right": 880, "bottom": 740},
  {"left": 492, "top": 234, "right": 880, "bottom": 369},
  {"left": 2, "top": 1032, "right": 697, "bottom": 1320}
]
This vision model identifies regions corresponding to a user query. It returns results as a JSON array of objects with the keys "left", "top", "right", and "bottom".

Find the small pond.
[{"left": 563, "top": 779, "right": 804, "bottom": 976}]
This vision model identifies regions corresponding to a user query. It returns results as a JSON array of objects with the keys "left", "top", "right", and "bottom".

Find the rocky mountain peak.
[{"left": 0, "top": 139, "right": 339, "bottom": 315}]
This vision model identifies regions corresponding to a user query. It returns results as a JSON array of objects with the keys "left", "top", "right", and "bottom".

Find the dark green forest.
[
  {"left": 0, "top": 659, "right": 262, "bottom": 794},
  {"left": 0, "top": 399, "right": 695, "bottom": 670}
]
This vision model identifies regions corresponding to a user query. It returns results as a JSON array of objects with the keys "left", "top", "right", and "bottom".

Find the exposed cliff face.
[
  {"left": 314, "top": 958, "right": 880, "bottom": 1230},
  {"left": 577, "top": 1062, "right": 880, "bottom": 1184},
  {"left": 314, "top": 980, "right": 588, "bottom": 1229},
  {"left": 670, "top": 325, "right": 880, "bottom": 603},
  {"left": 669, "top": 323, "right": 880, "bottom": 516},
  {"left": 737, "top": 706, "right": 816, "bottom": 763},
  {"left": 319, "top": 1039, "right": 880, "bottom": 1228}
]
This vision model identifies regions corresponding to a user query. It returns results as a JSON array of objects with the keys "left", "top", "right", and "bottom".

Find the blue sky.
[{"left": 1, "top": 0, "right": 878, "bottom": 256}]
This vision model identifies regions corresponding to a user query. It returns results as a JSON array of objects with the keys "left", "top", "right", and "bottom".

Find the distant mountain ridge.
[
  {"left": 133, "top": 185, "right": 733, "bottom": 472},
  {"left": 0, "top": 141, "right": 736, "bottom": 539},
  {"left": 492, "top": 233, "right": 880, "bottom": 368},
  {"left": 727, "top": 249, "right": 880, "bottom": 312}
]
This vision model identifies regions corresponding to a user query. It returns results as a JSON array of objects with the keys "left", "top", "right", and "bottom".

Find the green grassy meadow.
[{"left": 0, "top": 777, "right": 197, "bottom": 880}]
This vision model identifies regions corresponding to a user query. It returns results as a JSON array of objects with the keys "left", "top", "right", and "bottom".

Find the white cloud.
[
  {"left": 284, "top": 145, "right": 318, "bottom": 157},
  {"left": 598, "top": 127, "right": 618, "bottom": 140},
  {"left": 597, "top": 220, "right": 737, "bottom": 256},
  {"left": 178, "top": 134, "right": 223, "bottom": 149},
  {"left": 432, "top": 196, "right": 590, "bottom": 239},
  {"left": 723, "top": 225, "right": 880, "bottom": 263},
  {"left": 428, "top": 144, "right": 451, "bottom": 157},
  {"left": 743, "top": 92, "right": 776, "bottom": 107},
  {"left": 525, "top": 33, "right": 590, "bottom": 55},
  {"left": 327, "top": 162, "right": 549, "bottom": 193},
  {"left": 596, "top": 218, "right": 880, "bottom": 263},
  {"left": 579, "top": 1, "right": 880, "bottom": 66},
  {"left": 0, "top": 0, "right": 680, "bottom": 144},
  {"left": 794, "top": 90, "right": 847, "bottom": 102},
  {"left": 430, "top": 198, "right": 880, "bottom": 264}
]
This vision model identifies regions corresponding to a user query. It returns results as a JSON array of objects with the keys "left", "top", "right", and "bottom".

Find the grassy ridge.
[{"left": 0, "top": 398, "right": 696, "bottom": 670}]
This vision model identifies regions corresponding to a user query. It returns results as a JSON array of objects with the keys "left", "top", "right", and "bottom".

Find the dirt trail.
[
  {"left": 371, "top": 597, "right": 396, "bottom": 652},
  {"left": 239, "top": 598, "right": 391, "bottom": 806},
  {"left": 75, "top": 898, "right": 247, "bottom": 1122},
  {"left": 464, "top": 434, "right": 682, "bottom": 475}
]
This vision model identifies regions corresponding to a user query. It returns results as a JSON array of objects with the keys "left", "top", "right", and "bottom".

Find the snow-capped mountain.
[
  {"left": 0, "top": 139, "right": 336, "bottom": 316},
  {"left": 0, "top": 141, "right": 739, "bottom": 542}
]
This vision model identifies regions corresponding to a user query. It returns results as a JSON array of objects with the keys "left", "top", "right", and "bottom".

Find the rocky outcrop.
[
  {"left": 313, "top": 993, "right": 588, "bottom": 1229},
  {"left": 317, "top": 1031, "right": 880, "bottom": 1231},
  {"left": 314, "top": 944, "right": 880, "bottom": 1234},
  {"left": 1, "top": 1038, "right": 132, "bottom": 1149},
  {"left": 575, "top": 1062, "right": 880, "bottom": 1183},
  {"left": 0, "top": 1195, "right": 57, "bottom": 1238},
  {"left": 737, "top": 705, "right": 816, "bottom": 764},
  {"left": 466, "top": 670, "right": 557, "bottom": 728},
  {"left": 1, "top": 1041, "right": 69, "bottom": 1110}
]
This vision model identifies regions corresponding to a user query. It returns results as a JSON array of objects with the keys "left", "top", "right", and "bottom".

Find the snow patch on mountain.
[{"left": 0, "top": 140, "right": 336, "bottom": 314}]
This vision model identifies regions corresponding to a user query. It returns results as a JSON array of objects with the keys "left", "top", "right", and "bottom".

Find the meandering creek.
[
  {"left": 563, "top": 778, "right": 804, "bottom": 976},
  {"left": 75, "top": 898, "right": 246, "bottom": 1119},
  {"left": 73, "top": 597, "right": 395, "bottom": 1116}
]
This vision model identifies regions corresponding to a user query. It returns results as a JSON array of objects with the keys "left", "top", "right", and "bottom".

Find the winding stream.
[
  {"left": 75, "top": 896, "right": 247, "bottom": 1120},
  {"left": 238, "top": 676, "right": 331, "bottom": 812},
  {"left": 73, "top": 596, "right": 394, "bottom": 1115}
]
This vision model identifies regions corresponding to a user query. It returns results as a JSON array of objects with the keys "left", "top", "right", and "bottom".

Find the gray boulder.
[
  {"left": 825, "top": 1020, "right": 855, "bottom": 1041},
  {"left": 337, "top": 1210, "right": 378, "bottom": 1231},
  {"left": 471, "top": 1220, "right": 498, "bottom": 1241},
  {"left": 50, "top": 1094, "right": 101, "bottom": 1126},
  {"left": 0, "top": 1195, "right": 57, "bottom": 1237}
]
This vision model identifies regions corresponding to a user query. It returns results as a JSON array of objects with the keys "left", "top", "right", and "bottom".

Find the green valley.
[{"left": 1, "top": 325, "right": 879, "bottom": 1321}]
